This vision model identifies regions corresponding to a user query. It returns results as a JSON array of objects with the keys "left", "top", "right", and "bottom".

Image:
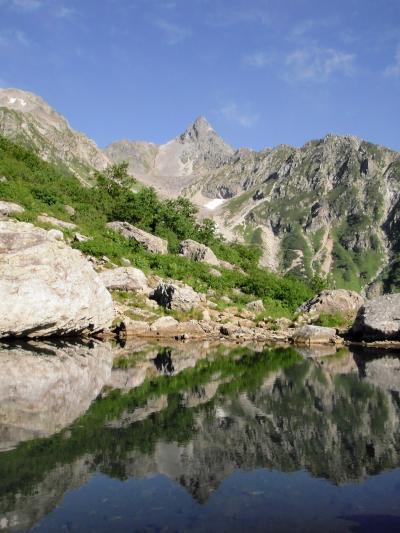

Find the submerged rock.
[
  {"left": 0, "top": 220, "right": 114, "bottom": 338},
  {"left": 107, "top": 221, "right": 168, "bottom": 254},
  {"left": 351, "top": 293, "right": 400, "bottom": 341}
]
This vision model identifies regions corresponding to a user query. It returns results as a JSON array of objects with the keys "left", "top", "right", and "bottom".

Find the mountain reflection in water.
[{"left": 1, "top": 340, "right": 400, "bottom": 532}]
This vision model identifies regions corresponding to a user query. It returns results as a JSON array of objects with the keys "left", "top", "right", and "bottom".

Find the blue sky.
[{"left": 0, "top": 0, "right": 399, "bottom": 151}]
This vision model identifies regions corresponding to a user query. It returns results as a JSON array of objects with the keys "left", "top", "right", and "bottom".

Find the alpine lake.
[{"left": 1, "top": 339, "right": 400, "bottom": 532}]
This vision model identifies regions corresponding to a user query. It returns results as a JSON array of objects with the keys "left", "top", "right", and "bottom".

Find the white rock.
[
  {"left": 150, "top": 316, "right": 179, "bottom": 331},
  {"left": 99, "top": 267, "right": 149, "bottom": 293},
  {"left": 0, "top": 200, "right": 25, "bottom": 216},
  {"left": 47, "top": 229, "right": 64, "bottom": 241},
  {"left": 0, "top": 220, "right": 114, "bottom": 338}
]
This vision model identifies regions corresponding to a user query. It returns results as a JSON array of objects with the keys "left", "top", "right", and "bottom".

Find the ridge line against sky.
[{"left": 0, "top": 0, "right": 399, "bottom": 151}]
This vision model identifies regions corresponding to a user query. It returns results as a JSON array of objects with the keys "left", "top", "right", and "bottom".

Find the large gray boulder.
[
  {"left": 351, "top": 294, "right": 400, "bottom": 341},
  {"left": 298, "top": 289, "right": 364, "bottom": 319},
  {"left": 179, "top": 239, "right": 220, "bottom": 266},
  {"left": 150, "top": 282, "right": 204, "bottom": 311},
  {"left": 0, "top": 220, "right": 114, "bottom": 338},
  {"left": 107, "top": 221, "right": 168, "bottom": 254},
  {"left": 99, "top": 266, "right": 149, "bottom": 293}
]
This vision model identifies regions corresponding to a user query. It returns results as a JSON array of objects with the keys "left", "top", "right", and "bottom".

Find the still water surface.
[{"left": 1, "top": 340, "right": 400, "bottom": 532}]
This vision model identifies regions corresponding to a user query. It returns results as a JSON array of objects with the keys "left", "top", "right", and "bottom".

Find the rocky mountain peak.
[{"left": 179, "top": 115, "right": 216, "bottom": 143}]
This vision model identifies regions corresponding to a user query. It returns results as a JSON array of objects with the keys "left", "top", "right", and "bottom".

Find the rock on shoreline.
[{"left": 0, "top": 220, "right": 114, "bottom": 338}]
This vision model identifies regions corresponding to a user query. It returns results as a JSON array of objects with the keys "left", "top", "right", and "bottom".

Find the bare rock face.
[
  {"left": 150, "top": 282, "right": 203, "bottom": 311},
  {"left": 99, "top": 267, "right": 149, "bottom": 293},
  {"left": 0, "top": 220, "right": 114, "bottom": 338},
  {"left": 0, "top": 88, "right": 110, "bottom": 184},
  {"left": 351, "top": 294, "right": 400, "bottom": 341},
  {"left": 292, "top": 325, "right": 339, "bottom": 346},
  {"left": 107, "top": 221, "right": 168, "bottom": 254},
  {"left": 298, "top": 289, "right": 364, "bottom": 320},
  {"left": 179, "top": 239, "right": 220, "bottom": 266},
  {"left": 0, "top": 200, "right": 25, "bottom": 216}
]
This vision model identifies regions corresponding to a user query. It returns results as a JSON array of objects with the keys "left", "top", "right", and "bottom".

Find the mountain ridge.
[{"left": 1, "top": 87, "right": 400, "bottom": 294}]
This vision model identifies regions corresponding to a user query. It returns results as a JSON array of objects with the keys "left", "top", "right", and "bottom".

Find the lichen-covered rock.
[
  {"left": 298, "top": 289, "right": 364, "bottom": 319},
  {"left": 179, "top": 239, "right": 219, "bottom": 266},
  {"left": 292, "top": 325, "right": 339, "bottom": 345},
  {"left": 351, "top": 294, "right": 400, "bottom": 341},
  {"left": 0, "top": 220, "right": 114, "bottom": 338},
  {"left": 150, "top": 282, "right": 203, "bottom": 311},
  {"left": 99, "top": 267, "right": 149, "bottom": 293},
  {"left": 107, "top": 221, "right": 168, "bottom": 254}
]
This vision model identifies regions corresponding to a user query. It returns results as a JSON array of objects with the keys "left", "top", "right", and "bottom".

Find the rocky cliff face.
[
  {"left": 194, "top": 135, "right": 400, "bottom": 292},
  {"left": 0, "top": 88, "right": 110, "bottom": 184},
  {"left": 104, "top": 116, "right": 234, "bottom": 197},
  {"left": 2, "top": 87, "right": 400, "bottom": 292},
  {"left": 105, "top": 116, "right": 400, "bottom": 292}
]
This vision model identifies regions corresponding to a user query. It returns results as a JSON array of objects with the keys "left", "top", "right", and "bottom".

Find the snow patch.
[
  {"left": 8, "top": 97, "right": 27, "bottom": 106},
  {"left": 205, "top": 198, "right": 225, "bottom": 210}
]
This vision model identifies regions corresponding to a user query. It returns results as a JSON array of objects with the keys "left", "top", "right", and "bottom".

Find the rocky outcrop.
[
  {"left": 107, "top": 221, "right": 168, "bottom": 254},
  {"left": 292, "top": 325, "right": 340, "bottom": 345},
  {"left": 0, "top": 220, "right": 114, "bottom": 338},
  {"left": 150, "top": 282, "right": 204, "bottom": 311},
  {"left": 104, "top": 116, "right": 234, "bottom": 198},
  {"left": 0, "top": 200, "right": 24, "bottom": 216},
  {"left": 179, "top": 239, "right": 220, "bottom": 266},
  {"left": 99, "top": 267, "right": 149, "bottom": 293},
  {"left": 298, "top": 289, "right": 364, "bottom": 320},
  {"left": 351, "top": 293, "right": 400, "bottom": 341}
]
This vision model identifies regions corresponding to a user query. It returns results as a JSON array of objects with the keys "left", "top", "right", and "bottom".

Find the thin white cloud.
[
  {"left": 55, "top": 6, "right": 76, "bottom": 18},
  {"left": 384, "top": 46, "right": 400, "bottom": 77},
  {"left": 6, "top": 0, "right": 44, "bottom": 10},
  {"left": 0, "top": 29, "right": 30, "bottom": 48},
  {"left": 290, "top": 19, "right": 315, "bottom": 39},
  {"left": 242, "top": 51, "right": 272, "bottom": 68},
  {"left": 154, "top": 18, "right": 190, "bottom": 45},
  {"left": 219, "top": 102, "right": 259, "bottom": 127},
  {"left": 285, "top": 46, "right": 355, "bottom": 82}
]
